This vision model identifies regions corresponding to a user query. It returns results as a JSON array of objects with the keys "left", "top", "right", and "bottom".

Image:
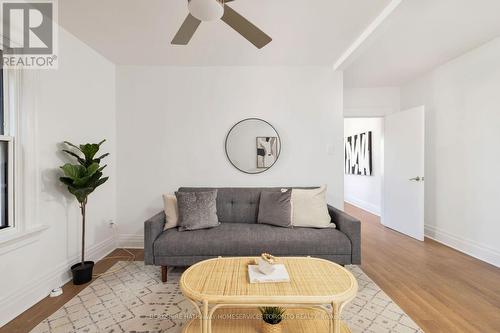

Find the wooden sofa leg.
[{"left": 161, "top": 266, "right": 168, "bottom": 283}]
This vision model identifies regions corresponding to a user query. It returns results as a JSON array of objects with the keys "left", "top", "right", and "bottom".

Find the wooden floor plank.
[
  {"left": 345, "top": 203, "right": 500, "bottom": 333},
  {"left": 0, "top": 249, "right": 143, "bottom": 333},
  {"left": 2, "top": 205, "right": 500, "bottom": 332}
]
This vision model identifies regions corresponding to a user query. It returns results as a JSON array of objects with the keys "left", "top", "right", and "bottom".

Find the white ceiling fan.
[{"left": 172, "top": 0, "right": 272, "bottom": 49}]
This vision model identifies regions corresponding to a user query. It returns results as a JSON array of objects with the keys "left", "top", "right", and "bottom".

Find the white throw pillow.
[
  {"left": 162, "top": 194, "right": 179, "bottom": 230},
  {"left": 291, "top": 186, "right": 333, "bottom": 228}
]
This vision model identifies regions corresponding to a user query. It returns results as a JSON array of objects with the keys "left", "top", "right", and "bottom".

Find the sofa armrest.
[
  {"left": 328, "top": 205, "right": 361, "bottom": 264},
  {"left": 144, "top": 211, "right": 166, "bottom": 265}
]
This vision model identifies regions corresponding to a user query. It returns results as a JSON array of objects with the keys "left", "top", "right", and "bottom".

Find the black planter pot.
[{"left": 71, "top": 261, "right": 95, "bottom": 285}]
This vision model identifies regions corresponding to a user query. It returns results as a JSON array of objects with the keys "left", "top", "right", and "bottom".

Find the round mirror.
[{"left": 225, "top": 118, "right": 281, "bottom": 174}]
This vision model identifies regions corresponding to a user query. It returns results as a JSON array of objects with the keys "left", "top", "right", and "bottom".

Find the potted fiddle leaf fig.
[{"left": 59, "top": 140, "right": 109, "bottom": 285}]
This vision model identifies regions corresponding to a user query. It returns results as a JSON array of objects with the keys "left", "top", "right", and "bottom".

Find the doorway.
[
  {"left": 344, "top": 107, "right": 425, "bottom": 241},
  {"left": 344, "top": 117, "right": 384, "bottom": 216}
]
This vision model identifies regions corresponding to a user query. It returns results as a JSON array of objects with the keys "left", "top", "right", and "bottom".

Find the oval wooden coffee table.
[{"left": 180, "top": 257, "right": 358, "bottom": 333}]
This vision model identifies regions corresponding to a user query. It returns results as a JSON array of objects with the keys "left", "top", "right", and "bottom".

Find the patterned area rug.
[{"left": 31, "top": 261, "right": 424, "bottom": 333}]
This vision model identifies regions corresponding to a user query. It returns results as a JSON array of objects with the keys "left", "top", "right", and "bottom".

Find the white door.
[{"left": 382, "top": 106, "right": 425, "bottom": 241}]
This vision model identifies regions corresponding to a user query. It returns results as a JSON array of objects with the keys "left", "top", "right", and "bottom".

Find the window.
[{"left": 0, "top": 49, "right": 14, "bottom": 231}]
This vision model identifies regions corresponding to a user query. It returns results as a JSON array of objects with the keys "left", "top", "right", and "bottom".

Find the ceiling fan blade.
[
  {"left": 221, "top": 5, "right": 272, "bottom": 49},
  {"left": 171, "top": 14, "right": 202, "bottom": 45}
]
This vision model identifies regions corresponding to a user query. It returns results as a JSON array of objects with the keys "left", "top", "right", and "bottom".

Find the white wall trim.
[
  {"left": 0, "top": 225, "right": 49, "bottom": 255},
  {"left": 118, "top": 234, "right": 143, "bottom": 249},
  {"left": 345, "top": 197, "right": 381, "bottom": 216},
  {"left": 0, "top": 236, "right": 115, "bottom": 327},
  {"left": 425, "top": 225, "right": 500, "bottom": 268}
]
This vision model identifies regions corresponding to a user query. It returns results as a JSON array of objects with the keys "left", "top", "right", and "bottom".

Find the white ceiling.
[
  {"left": 57, "top": 0, "right": 391, "bottom": 66},
  {"left": 343, "top": 0, "right": 500, "bottom": 88}
]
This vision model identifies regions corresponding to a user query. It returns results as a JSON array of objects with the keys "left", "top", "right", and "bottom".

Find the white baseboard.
[
  {"left": 425, "top": 225, "right": 500, "bottom": 268},
  {"left": 345, "top": 197, "right": 381, "bottom": 216},
  {"left": 0, "top": 236, "right": 116, "bottom": 327},
  {"left": 118, "top": 234, "right": 143, "bottom": 249}
]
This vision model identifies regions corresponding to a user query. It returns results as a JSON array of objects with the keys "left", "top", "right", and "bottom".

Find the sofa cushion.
[
  {"left": 175, "top": 190, "right": 219, "bottom": 231},
  {"left": 162, "top": 194, "right": 179, "bottom": 230},
  {"left": 154, "top": 223, "right": 351, "bottom": 257},
  {"left": 291, "top": 186, "right": 332, "bottom": 228},
  {"left": 258, "top": 190, "right": 292, "bottom": 227}
]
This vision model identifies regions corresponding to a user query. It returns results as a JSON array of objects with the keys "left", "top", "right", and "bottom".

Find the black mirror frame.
[{"left": 225, "top": 118, "right": 282, "bottom": 175}]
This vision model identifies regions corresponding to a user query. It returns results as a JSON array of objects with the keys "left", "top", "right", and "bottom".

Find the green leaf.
[
  {"left": 59, "top": 177, "right": 74, "bottom": 186},
  {"left": 62, "top": 149, "right": 85, "bottom": 165},
  {"left": 64, "top": 141, "right": 82, "bottom": 152},
  {"left": 94, "top": 177, "right": 108, "bottom": 188},
  {"left": 72, "top": 163, "right": 100, "bottom": 187},
  {"left": 68, "top": 186, "right": 94, "bottom": 203},
  {"left": 94, "top": 153, "right": 110, "bottom": 163},
  {"left": 98, "top": 139, "right": 106, "bottom": 146},
  {"left": 79, "top": 143, "right": 100, "bottom": 162},
  {"left": 86, "top": 162, "right": 100, "bottom": 177},
  {"left": 60, "top": 164, "right": 86, "bottom": 180}
]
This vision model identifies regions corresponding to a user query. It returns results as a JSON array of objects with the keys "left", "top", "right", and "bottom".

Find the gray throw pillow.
[
  {"left": 175, "top": 190, "right": 220, "bottom": 231},
  {"left": 257, "top": 190, "right": 292, "bottom": 228}
]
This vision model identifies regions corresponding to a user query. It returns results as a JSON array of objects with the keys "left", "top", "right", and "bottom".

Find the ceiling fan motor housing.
[{"left": 188, "top": 0, "right": 224, "bottom": 21}]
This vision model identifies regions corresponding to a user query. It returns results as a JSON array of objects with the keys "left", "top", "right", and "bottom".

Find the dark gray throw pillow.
[
  {"left": 258, "top": 190, "right": 292, "bottom": 228},
  {"left": 175, "top": 190, "right": 220, "bottom": 231}
]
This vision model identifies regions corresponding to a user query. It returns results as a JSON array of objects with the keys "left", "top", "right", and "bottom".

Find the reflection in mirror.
[{"left": 225, "top": 118, "right": 281, "bottom": 174}]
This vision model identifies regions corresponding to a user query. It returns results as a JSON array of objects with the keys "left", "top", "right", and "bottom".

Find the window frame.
[
  {"left": 0, "top": 53, "right": 47, "bottom": 247},
  {"left": 0, "top": 135, "right": 14, "bottom": 230},
  {"left": 0, "top": 52, "right": 16, "bottom": 233}
]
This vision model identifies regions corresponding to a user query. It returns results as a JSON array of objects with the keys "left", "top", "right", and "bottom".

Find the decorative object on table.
[
  {"left": 225, "top": 118, "right": 281, "bottom": 174},
  {"left": 344, "top": 131, "right": 372, "bottom": 176},
  {"left": 257, "top": 253, "right": 278, "bottom": 274},
  {"left": 249, "top": 254, "right": 290, "bottom": 283},
  {"left": 59, "top": 140, "right": 109, "bottom": 285},
  {"left": 256, "top": 136, "right": 278, "bottom": 168},
  {"left": 259, "top": 307, "right": 286, "bottom": 333},
  {"left": 248, "top": 263, "right": 290, "bottom": 283}
]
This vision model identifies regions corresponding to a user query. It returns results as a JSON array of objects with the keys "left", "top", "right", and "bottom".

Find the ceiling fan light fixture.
[{"left": 188, "top": 0, "right": 224, "bottom": 21}]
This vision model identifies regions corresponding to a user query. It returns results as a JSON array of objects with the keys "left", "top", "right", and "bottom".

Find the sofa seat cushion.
[{"left": 154, "top": 223, "right": 351, "bottom": 257}]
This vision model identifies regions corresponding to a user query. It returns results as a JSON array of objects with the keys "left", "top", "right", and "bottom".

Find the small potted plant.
[
  {"left": 59, "top": 140, "right": 109, "bottom": 285},
  {"left": 260, "top": 307, "right": 286, "bottom": 333}
]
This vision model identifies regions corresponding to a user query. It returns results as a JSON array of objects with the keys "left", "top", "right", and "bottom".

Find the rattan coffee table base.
[{"left": 182, "top": 308, "right": 351, "bottom": 333}]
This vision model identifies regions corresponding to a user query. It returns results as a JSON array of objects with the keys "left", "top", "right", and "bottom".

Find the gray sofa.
[{"left": 144, "top": 187, "right": 361, "bottom": 282}]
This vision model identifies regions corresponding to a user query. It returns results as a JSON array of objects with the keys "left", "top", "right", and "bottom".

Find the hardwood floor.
[
  {"left": 2, "top": 206, "right": 500, "bottom": 332},
  {"left": 344, "top": 203, "right": 500, "bottom": 333},
  {"left": 0, "top": 249, "right": 144, "bottom": 333}
]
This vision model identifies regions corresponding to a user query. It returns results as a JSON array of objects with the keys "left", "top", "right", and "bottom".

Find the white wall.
[
  {"left": 401, "top": 38, "right": 500, "bottom": 267},
  {"left": 344, "top": 87, "right": 400, "bottom": 117},
  {"left": 116, "top": 67, "right": 344, "bottom": 246},
  {"left": 344, "top": 118, "right": 384, "bottom": 215},
  {"left": 0, "top": 28, "right": 116, "bottom": 325}
]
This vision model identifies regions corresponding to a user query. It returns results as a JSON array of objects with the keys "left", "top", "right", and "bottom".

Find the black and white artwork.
[
  {"left": 345, "top": 131, "right": 372, "bottom": 176},
  {"left": 257, "top": 137, "right": 278, "bottom": 168}
]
